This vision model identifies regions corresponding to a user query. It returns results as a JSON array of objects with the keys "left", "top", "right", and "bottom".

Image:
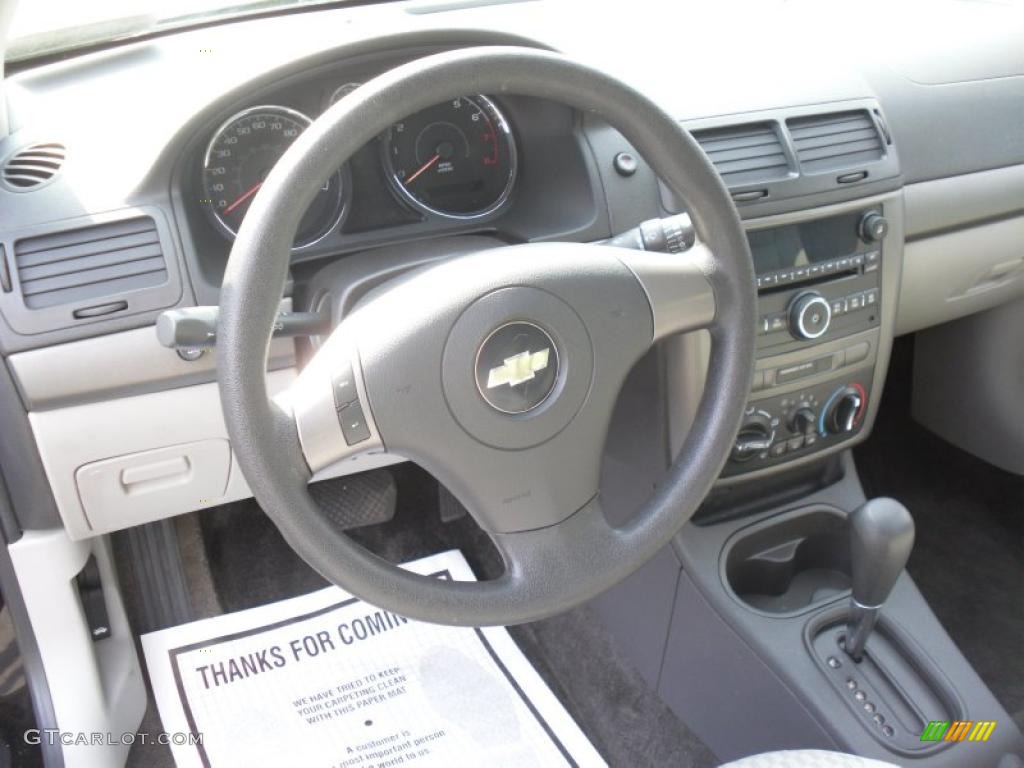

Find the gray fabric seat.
[{"left": 720, "top": 750, "right": 898, "bottom": 768}]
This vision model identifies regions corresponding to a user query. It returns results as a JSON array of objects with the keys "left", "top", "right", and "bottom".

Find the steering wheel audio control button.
[
  {"left": 332, "top": 365, "right": 358, "bottom": 408},
  {"left": 338, "top": 401, "right": 371, "bottom": 445},
  {"left": 288, "top": 335, "right": 383, "bottom": 471}
]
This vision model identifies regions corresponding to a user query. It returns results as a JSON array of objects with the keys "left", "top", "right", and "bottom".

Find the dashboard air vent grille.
[
  {"left": 2, "top": 142, "right": 66, "bottom": 191},
  {"left": 787, "top": 111, "right": 883, "bottom": 173},
  {"left": 692, "top": 122, "right": 790, "bottom": 186},
  {"left": 13, "top": 216, "right": 167, "bottom": 309}
]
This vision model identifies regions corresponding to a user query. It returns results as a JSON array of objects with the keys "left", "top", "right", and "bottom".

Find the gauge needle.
[
  {"left": 224, "top": 181, "right": 263, "bottom": 214},
  {"left": 404, "top": 154, "right": 441, "bottom": 186}
]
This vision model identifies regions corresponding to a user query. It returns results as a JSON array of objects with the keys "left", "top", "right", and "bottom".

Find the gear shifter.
[{"left": 845, "top": 498, "right": 915, "bottom": 661}]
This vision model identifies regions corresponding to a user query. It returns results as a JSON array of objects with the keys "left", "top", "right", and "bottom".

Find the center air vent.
[
  {"left": 692, "top": 122, "right": 791, "bottom": 186},
  {"left": 2, "top": 142, "right": 66, "bottom": 191},
  {"left": 787, "top": 111, "right": 883, "bottom": 173},
  {"left": 13, "top": 216, "right": 167, "bottom": 309}
]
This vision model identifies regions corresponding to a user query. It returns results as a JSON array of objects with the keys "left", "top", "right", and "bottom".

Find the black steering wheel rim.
[{"left": 217, "top": 46, "right": 755, "bottom": 626}]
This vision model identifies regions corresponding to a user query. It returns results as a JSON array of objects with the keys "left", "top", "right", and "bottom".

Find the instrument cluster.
[{"left": 198, "top": 83, "right": 518, "bottom": 254}]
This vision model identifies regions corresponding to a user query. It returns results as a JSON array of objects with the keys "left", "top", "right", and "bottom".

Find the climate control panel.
[{"left": 723, "top": 370, "right": 872, "bottom": 476}]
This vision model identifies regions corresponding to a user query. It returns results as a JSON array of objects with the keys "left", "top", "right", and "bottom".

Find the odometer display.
[
  {"left": 202, "top": 105, "right": 345, "bottom": 249},
  {"left": 383, "top": 96, "right": 517, "bottom": 219}
]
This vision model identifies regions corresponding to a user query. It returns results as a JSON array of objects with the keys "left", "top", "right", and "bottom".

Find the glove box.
[{"left": 75, "top": 439, "right": 231, "bottom": 533}]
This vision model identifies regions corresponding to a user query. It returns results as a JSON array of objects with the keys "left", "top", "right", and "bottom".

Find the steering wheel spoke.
[
  {"left": 282, "top": 323, "right": 384, "bottom": 474},
  {"left": 612, "top": 241, "right": 718, "bottom": 341},
  {"left": 482, "top": 496, "right": 627, "bottom": 615}
]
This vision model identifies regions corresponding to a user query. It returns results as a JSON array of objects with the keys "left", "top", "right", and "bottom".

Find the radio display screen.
[{"left": 747, "top": 211, "right": 862, "bottom": 274}]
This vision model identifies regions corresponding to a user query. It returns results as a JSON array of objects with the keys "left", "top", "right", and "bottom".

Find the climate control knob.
[
  {"left": 824, "top": 387, "right": 864, "bottom": 435},
  {"left": 788, "top": 291, "right": 832, "bottom": 340},
  {"left": 789, "top": 407, "right": 817, "bottom": 436},
  {"left": 732, "top": 410, "right": 775, "bottom": 463}
]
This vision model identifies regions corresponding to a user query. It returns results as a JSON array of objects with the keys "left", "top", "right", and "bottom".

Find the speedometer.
[
  {"left": 382, "top": 95, "right": 517, "bottom": 220},
  {"left": 202, "top": 105, "right": 346, "bottom": 249}
]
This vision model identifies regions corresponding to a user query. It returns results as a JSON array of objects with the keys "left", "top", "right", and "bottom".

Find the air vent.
[
  {"left": 13, "top": 216, "right": 167, "bottom": 310},
  {"left": 787, "top": 111, "right": 883, "bottom": 173},
  {"left": 692, "top": 122, "right": 790, "bottom": 186},
  {"left": 2, "top": 142, "right": 66, "bottom": 191}
]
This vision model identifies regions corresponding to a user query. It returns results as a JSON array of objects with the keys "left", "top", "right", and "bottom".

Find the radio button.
[
  {"left": 859, "top": 212, "right": 889, "bottom": 243},
  {"left": 848, "top": 294, "right": 865, "bottom": 311},
  {"left": 789, "top": 292, "right": 832, "bottom": 340},
  {"left": 831, "top": 298, "right": 847, "bottom": 316},
  {"left": 865, "top": 288, "right": 879, "bottom": 306},
  {"left": 852, "top": 254, "right": 865, "bottom": 268}
]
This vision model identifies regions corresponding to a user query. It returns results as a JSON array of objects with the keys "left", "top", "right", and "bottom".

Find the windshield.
[{"left": 7, "top": 0, "right": 357, "bottom": 63}]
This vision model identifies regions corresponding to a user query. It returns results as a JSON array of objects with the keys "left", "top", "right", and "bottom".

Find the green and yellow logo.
[{"left": 921, "top": 720, "right": 997, "bottom": 742}]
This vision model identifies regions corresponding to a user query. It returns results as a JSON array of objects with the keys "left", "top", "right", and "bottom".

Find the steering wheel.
[{"left": 218, "top": 46, "right": 755, "bottom": 626}]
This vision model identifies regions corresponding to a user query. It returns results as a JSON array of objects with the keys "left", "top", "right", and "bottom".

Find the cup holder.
[{"left": 723, "top": 506, "right": 851, "bottom": 615}]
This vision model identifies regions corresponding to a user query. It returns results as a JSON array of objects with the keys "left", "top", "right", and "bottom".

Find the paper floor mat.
[{"left": 142, "top": 549, "right": 605, "bottom": 767}]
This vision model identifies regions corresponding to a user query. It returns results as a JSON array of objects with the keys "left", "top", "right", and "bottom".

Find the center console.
[
  {"left": 723, "top": 207, "right": 887, "bottom": 477},
  {"left": 593, "top": 99, "right": 1023, "bottom": 766}
]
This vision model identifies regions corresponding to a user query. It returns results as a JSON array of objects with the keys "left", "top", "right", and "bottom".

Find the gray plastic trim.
[
  {"left": 10, "top": 325, "right": 296, "bottom": 410},
  {"left": 617, "top": 243, "right": 716, "bottom": 341},
  {"left": 0, "top": 206, "right": 183, "bottom": 337},
  {"left": 896, "top": 213, "right": 1024, "bottom": 335},
  {"left": 0, "top": 356, "right": 61, "bottom": 530},
  {"left": 904, "top": 163, "right": 1024, "bottom": 239},
  {"left": 29, "top": 370, "right": 293, "bottom": 540},
  {"left": 0, "top": 475, "right": 63, "bottom": 767},
  {"left": 8, "top": 530, "right": 146, "bottom": 767},
  {"left": 912, "top": 299, "right": 1024, "bottom": 475}
]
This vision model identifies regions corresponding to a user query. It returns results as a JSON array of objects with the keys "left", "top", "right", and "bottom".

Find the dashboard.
[
  {"left": 1, "top": 10, "right": 1022, "bottom": 768},
  {"left": 0, "top": 0, "right": 1022, "bottom": 540}
]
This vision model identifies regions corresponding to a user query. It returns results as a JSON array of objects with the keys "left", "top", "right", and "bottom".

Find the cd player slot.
[
  {"left": 755, "top": 249, "right": 879, "bottom": 293},
  {"left": 758, "top": 265, "right": 860, "bottom": 295}
]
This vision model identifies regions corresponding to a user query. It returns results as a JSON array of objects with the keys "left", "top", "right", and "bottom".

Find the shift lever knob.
[{"left": 845, "top": 498, "right": 915, "bottom": 660}]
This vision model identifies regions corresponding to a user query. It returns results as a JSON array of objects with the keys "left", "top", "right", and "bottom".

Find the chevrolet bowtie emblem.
[{"left": 486, "top": 348, "right": 551, "bottom": 389}]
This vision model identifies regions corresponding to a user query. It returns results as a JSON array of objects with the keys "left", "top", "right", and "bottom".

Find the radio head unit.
[
  {"left": 751, "top": 208, "right": 884, "bottom": 353},
  {"left": 751, "top": 209, "right": 884, "bottom": 289},
  {"left": 722, "top": 207, "right": 887, "bottom": 477}
]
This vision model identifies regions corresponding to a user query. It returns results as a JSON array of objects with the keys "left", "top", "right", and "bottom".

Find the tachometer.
[
  {"left": 382, "top": 95, "right": 516, "bottom": 219},
  {"left": 202, "top": 105, "right": 345, "bottom": 249}
]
